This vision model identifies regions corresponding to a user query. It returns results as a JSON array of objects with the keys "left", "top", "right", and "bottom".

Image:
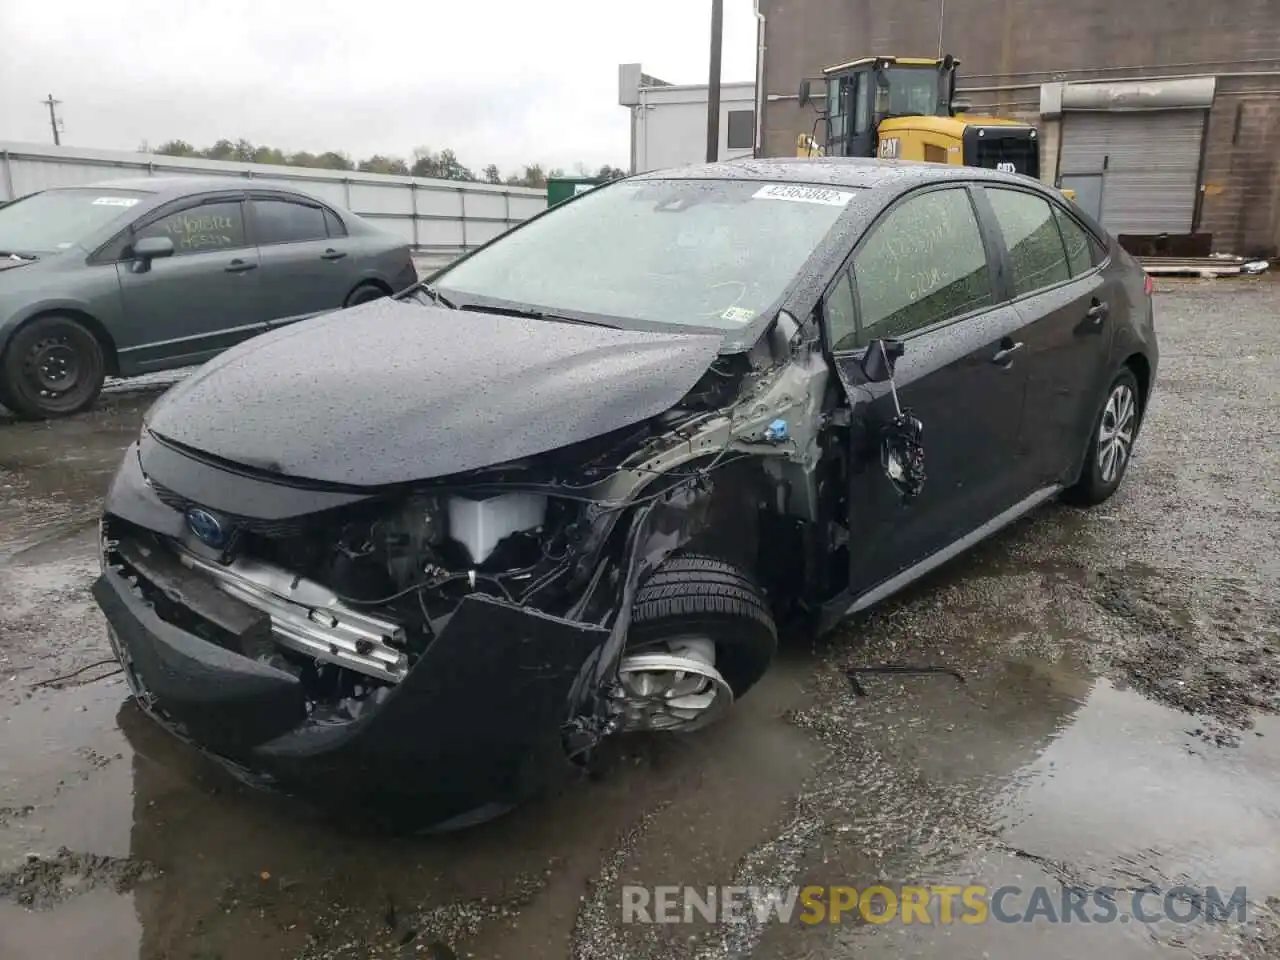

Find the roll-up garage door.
[{"left": 1059, "top": 110, "right": 1206, "bottom": 235}]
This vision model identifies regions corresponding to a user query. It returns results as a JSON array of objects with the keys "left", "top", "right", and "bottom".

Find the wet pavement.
[{"left": 1, "top": 279, "right": 1279, "bottom": 959}]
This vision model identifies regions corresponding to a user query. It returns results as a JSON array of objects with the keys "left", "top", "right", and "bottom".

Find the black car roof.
[{"left": 631, "top": 156, "right": 1041, "bottom": 192}]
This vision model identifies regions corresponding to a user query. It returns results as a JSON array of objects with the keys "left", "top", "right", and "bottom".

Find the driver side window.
[
  {"left": 133, "top": 199, "right": 248, "bottom": 256},
  {"left": 852, "top": 187, "right": 994, "bottom": 342}
]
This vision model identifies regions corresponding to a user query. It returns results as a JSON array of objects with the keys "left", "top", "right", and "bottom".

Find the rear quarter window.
[
  {"left": 323, "top": 207, "right": 347, "bottom": 238},
  {"left": 1053, "top": 206, "right": 1106, "bottom": 276}
]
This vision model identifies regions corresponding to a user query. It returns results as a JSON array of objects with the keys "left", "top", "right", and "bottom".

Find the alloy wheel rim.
[
  {"left": 610, "top": 651, "right": 734, "bottom": 733},
  {"left": 1098, "top": 383, "right": 1136, "bottom": 484}
]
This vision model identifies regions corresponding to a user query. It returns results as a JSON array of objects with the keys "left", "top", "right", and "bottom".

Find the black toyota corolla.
[{"left": 93, "top": 158, "right": 1157, "bottom": 831}]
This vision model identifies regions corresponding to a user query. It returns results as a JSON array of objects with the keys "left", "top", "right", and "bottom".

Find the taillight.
[{"left": 1143, "top": 273, "right": 1153, "bottom": 297}]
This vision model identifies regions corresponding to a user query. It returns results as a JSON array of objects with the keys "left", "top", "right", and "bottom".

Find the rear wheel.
[
  {"left": 0, "top": 315, "right": 106, "bottom": 419},
  {"left": 344, "top": 282, "right": 388, "bottom": 308},
  {"left": 1063, "top": 367, "right": 1141, "bottom": 507},
  {"left": 612, "top": 554, "right": 777, "bottom": 733}
]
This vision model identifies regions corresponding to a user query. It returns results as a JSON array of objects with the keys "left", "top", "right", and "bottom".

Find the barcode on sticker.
[
  {"left": 753, "top": 184, "right": 854, "bottom": 206},
  {"left": 92, "top": 197, "right": 139, "bottom": 207}
]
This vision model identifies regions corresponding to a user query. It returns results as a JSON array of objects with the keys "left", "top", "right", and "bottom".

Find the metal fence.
[{"left": 0, "top": 141, "right": 548, "bottom": 263}]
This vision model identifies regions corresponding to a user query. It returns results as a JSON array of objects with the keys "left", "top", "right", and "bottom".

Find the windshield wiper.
[
  {"left": 0, "top": 251, "right": 37, "bottom": 261},
  {"left": 398, "top": 280, "right": 457, "bottom": 309},
  {"left": 459, "top": 303, "right": 617, "bottom": 329}
]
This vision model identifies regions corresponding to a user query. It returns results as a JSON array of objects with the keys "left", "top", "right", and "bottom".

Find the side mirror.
[
  {"left": 130, "top": 235, "right": 175, "bottom": 274},
  {"left": 860, "top": 338, "right": 904, "bottom": 383},
  {"left": 798, "top": 79, "right": 812, "bottom": 107},
  {"left": 133, "top": 236, "right": 175, "bottom": 260}
]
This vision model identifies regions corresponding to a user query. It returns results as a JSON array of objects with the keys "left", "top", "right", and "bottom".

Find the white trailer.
[{"left": 619, "top": 64, "right": 757, "bottom": 174}]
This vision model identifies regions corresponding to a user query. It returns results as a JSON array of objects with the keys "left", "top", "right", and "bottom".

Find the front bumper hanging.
[{"left": 94, "top": 537, "right": 608, "bottom": 829}]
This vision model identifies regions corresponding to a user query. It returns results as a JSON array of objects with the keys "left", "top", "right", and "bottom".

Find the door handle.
[
  {"left": 992, "top": 341, "right": 1024, "bottom": 365},
  {"left": 225, "top": 258, "right": 258, "bottom": 273},
  {"left": 320, "top": 248, "right": 347, "bottom": 261},
  {"left": 1086, "top": 299, "right": 1109, "bottom": 323}
]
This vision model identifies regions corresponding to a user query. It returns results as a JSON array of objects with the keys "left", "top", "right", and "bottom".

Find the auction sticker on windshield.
[{"left": 753, "top": 184, "right": 855, "bottom": 206}]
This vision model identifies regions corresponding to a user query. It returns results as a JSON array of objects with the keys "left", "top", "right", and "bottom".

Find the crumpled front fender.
[{"left": 566, "top": 482, "right": 716, "bottom": 728}]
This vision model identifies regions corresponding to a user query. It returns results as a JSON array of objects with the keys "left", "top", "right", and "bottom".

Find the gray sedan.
[{"left": 0, "top": 177, "right": 417, "bottom": 418}]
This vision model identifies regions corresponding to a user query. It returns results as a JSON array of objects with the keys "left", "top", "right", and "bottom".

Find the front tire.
[
  {"left": 1063, "top": 367, "right": 1141, "bottom": 507},
  {"left": 0, "top": 315, "right": 106, "bottom": 419},
  {"left": 344, "top": 282, "right": 388, "bottom": 308},
  {"left": 613, "top": 554, "right": 777, "bottom": 733}
]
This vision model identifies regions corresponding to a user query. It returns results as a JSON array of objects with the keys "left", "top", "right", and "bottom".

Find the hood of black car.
[{"left": 144, "top": 298, "right": 725, "bottom": 487}]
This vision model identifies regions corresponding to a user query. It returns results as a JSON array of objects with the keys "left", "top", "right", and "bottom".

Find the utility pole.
[
  {"left": 41, "top": 94, "right": 62, "bottom": 146},
  {"left": 706, "top": 0, "right": 724, "bottom": 162}
]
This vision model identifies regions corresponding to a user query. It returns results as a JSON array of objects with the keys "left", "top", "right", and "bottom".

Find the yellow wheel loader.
[{"left": 797, "top": 54, "right": 1041, "bottom": 179}]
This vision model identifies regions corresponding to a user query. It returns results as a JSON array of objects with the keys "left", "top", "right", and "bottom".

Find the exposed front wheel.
[
  {"left": 1064, "top": 367, "right": 1141, "bottom": 507},
  {"left": 0, "top": 315, "right": 106, "bottom": 419},
  {"left": 611, "top": 554, "right": 777, "bottom": 734}
]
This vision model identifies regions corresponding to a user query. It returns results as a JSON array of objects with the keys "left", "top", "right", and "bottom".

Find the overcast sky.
[{"left": 0, "top": 1, "right": 757, "bottom": 174}]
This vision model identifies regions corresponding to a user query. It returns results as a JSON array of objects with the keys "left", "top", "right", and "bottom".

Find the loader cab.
[{"left": 800, "top": 55, "right": 957, "bottom": 158}]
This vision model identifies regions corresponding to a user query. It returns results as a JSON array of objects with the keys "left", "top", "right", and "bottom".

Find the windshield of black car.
[
  {"left": 431, "top": 179, "right": 857, "bottom": 330},
  {"left": 0, "top": 188, "right": 149, "bottom": 256}
]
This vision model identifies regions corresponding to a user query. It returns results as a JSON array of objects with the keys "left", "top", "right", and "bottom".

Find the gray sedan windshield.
[
  {"left": 0, "top": 188, "right": 148, "bottom": 256},
  {"left": 434, "top": 179, "right": 856, "bottom": 330}
]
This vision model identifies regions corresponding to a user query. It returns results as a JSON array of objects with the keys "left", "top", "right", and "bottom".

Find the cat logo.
[
  {"left": 996, "top": 161, "right": 1018, "bottom": 173},
  {"left": 878, "top": 138, "right": 900, "bottom": 160}
]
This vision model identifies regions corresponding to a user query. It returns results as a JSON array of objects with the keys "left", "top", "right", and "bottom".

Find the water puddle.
[
  {"left": 757, "top": 663, "right": 1280, "bottom": 960},
  {"left": 0, "top": 646, "right": 823, "bottom": 959}
]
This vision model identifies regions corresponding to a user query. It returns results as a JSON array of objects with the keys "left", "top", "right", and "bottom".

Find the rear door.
[
  {"left": 248, "top": 193, "right": 358, "bottom": 326},
  {"left": 114, "top": 192, "right": 267, "bottom": 370},
  {"left": 824, "top": 184, "right": 1032, "bottom": 597},
  {"left": 976, "top": 184, "right": 1114, "bottom": 491}
]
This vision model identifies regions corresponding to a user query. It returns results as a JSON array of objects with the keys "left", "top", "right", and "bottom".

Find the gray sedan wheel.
[
  {"left": 0, "top": 315, "right": 106, "bottom": 420},
  {"left": 345, "top": 283, "right": 388, "bottom": 308}
]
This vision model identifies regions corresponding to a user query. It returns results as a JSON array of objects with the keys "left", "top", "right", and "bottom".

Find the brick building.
[{"left": 756, "top": 0, "right": 1280, "bottom": 255}]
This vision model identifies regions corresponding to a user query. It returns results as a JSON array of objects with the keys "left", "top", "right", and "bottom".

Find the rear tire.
[
  {"left": 344, "top": 282, "right": 388, "bottom": 308},
  {"left": 0, "top": 314, "right": 106, "bottom": 419},
  {"left": 1063, "top": 367, "right": 1141, "bottom": 507},
  {"left": 614, "top": 554, "right": 777, "bottom": 732}
]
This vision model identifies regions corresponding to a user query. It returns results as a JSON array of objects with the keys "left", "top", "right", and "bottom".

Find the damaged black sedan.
[{"left": 92, "top": 158, "right": 1157, "bottom": 831}]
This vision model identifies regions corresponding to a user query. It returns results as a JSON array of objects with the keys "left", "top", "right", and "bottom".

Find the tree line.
[{"left": 138, "top": 138, "right": 627, "bottom": 188}]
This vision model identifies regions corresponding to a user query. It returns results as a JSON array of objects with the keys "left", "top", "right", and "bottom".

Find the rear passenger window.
[
  {"left": 823, "top": 270, "right": 857, "bottom": 352},
  {"left": 986, "top": 188, "right": 1070, "bottom": 295},
  {"left": 1053, "top": 206, "right": 1104, "bottom": 275},
  {"left": 852, "top": 187, "right": 993, "bottom": 341},
  {"left": 252, "top": 199, "right": 328, "bottom": 245}
]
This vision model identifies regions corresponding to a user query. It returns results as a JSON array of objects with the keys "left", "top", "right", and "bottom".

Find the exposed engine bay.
[{"left": 105, "top": 308, "right": 843, "bottom": 735}]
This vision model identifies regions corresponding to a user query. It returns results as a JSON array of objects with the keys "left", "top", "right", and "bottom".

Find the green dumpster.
[{"left": 546, "top": 177, "right": 607, "bottom": 207}]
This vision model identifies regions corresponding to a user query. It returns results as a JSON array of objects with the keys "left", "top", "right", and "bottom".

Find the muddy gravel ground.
[{"left": 1, "top": 280, "right": 1278, "bottom": 959}]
